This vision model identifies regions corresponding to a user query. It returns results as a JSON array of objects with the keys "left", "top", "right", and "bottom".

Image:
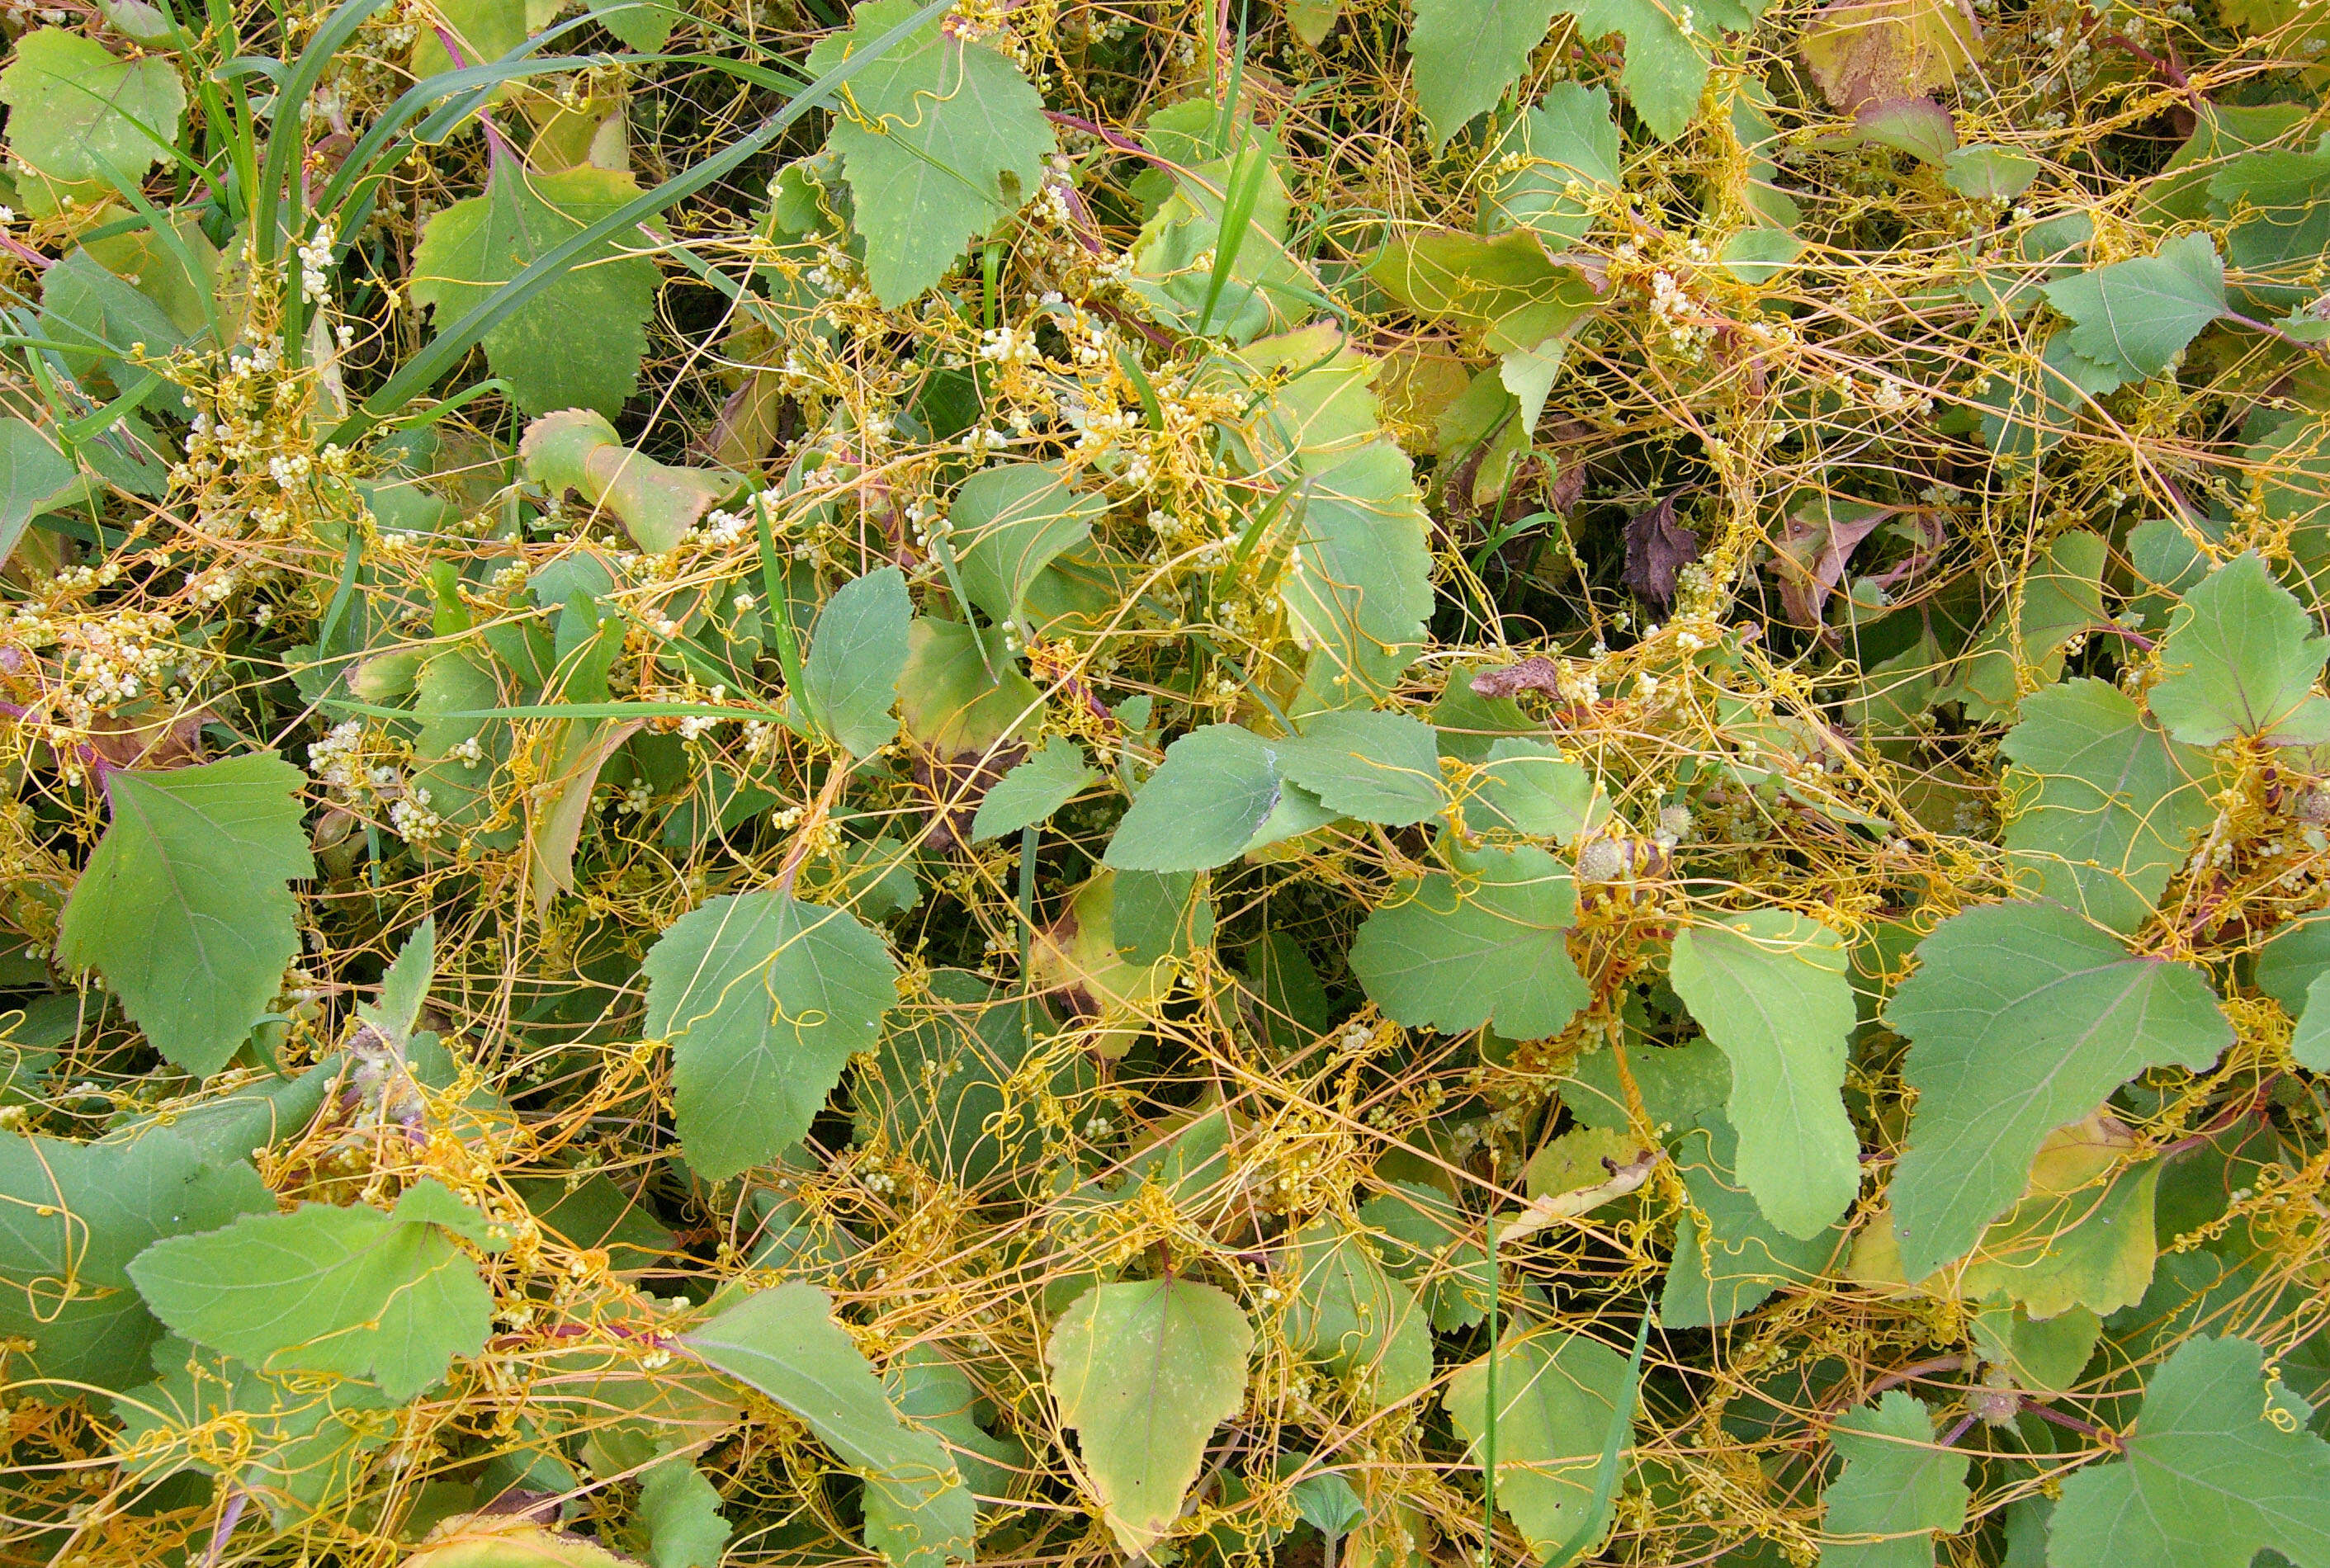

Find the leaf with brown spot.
[{"left": 1798, "top": 0, "right": 1983, "bottom": 113}]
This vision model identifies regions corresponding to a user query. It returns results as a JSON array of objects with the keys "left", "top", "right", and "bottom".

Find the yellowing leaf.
[
  {"left": 402, "top": 1515, "right": 634, "bottom": 1567},
  {"left": 1851, "top": 1112, "right": 2165, "bottom": 1320},
  {"left": 1798, "top": 0, "right": 1984, "bottom": 113},
  {"left": 527, "top": 717, "right": 644, "bottom": 917},
  {"left": 519, "top": 408, "right": 745, "bottom": 554},
  {"left": 1047, "top": 1276, "right": 1254, "bottom": 1557},
  {"left": 1367, "top": 227, "right": 1602, "bottom": 355}
]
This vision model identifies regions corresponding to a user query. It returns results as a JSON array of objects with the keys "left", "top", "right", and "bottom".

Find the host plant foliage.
[{"left": 2, "top": 0, "right": 2330, "bottom": 1564}]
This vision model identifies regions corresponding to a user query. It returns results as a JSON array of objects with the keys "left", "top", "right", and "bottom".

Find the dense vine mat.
[{"left": 2, "top": 0, "right": 2330, "bottom": 1564}]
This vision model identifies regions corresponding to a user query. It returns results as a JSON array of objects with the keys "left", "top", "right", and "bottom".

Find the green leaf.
[
  {"left": 1293, "top": 1469, "right": 1366, "bottom": 1534},
  {"left": 1444, "top": 1327, "right": 1634, "bottom": 1564},
  {"left": 588, "top": 0, "right": 680, "bottom": 51},
  {"left": 1660, "top": 1114, "right": 1848, "bottom": 1329},
  {"left": 805, "top": 565, "right": 912, "bottom": 757},
  {"left": 1999, "top": 679, "right": 2214, "bottom": 933},
  {"left": 856, "top": 970, "right": 1092, "bottom": 1189},
  {"left": 1349, "top": 844, "right": 1590, "bottom": 1037},
  {"left": 1970, "top": 1298, "right": 2101, "bottom": 1393},
  {"left": 951, "top": 463, "right": 1108, "bottom": 626},
  {"left": 639, "top": 1454, "right": 732, "bottom": 1568},
  {"left": 1468, "top": 739, "right": 1607, "bottom": 842},
  {"left": 114, "top": 1336, "right": 394, "bottom": 1527},
  {"left": 1564, "top": 0, "right": 1728, "bottom": 141},
  {"left": 1819, "top": 1391, "right": 1970, "bottom": 1568},
  {"left": 1361, "top": 1181, "right": 1493, "bottom": 1329},
  {"left": 40, "top": 244, "right": 201, "bottom": 386},
  {"left": 2206, "top": 149, "right": 2330, "bottom": 306},
  {"left": 1127, "top": 125, "right": 1310, "bottom": 344},
  {"left": 970, "top": 736, "right": 1099, "bottom": 841},
  {"left": 1669, "top": 912, "right": 1860, "bottom": 1239},
  {"left": 58, "top": 753, "right": 315, "bottom": 1078},
  {"left": 1883, "top": 900, "right": 2232, "bottom": 1282},
  {"left": 2290, "top": 973, "right": 2330, "bottom": 1071},
  {"left": 1484, "top": 83, "right": 1621, "bottom": 247},
  {"left": 0, "top": 30, "right": 185, "bottom": 213},
  {"left": 0, "top": 1130, "right": 272, "bottom": 1391},
  {"left": 1104, "top": 724, "right": 1285, "bottom": 871},
  {"left": 1408, "top": 0, "right": 1562, "bottom": 145},
  {"left": 1282, "top": 1218, "right": 1434, "bottom": 1408},
  {"left": 2255, "top": 910, "right": 2330, "bottom": 1018},
  {"left": 1284, "top": 442, "right": 1436, "bottom": 713},
  {"left": 409, "top": 0, "right": 527, "bottom": 89},
  {"left": 1978, "top": 334, "right": 2127, "bottom": 466},
  {"left": 683, "top": 1281, "right": 976, "bottom": 1568},
  {"left": 804, "top": 0, "right": 1054, "bottom": 306},
  {"left": 642, "top": 891, "right": 901, "bottom": 1182},
  {"left": 2147, "top": 551, "right": 2330, "bottom": 747},
  {"left": 410, "top": 162, "right": 660, "bottom": 418},
  {"left": 1719, "top": 226, "right": 1804, "bottom": 285},
  {"left": 518, "top": 409, "right": 746, "bottom": 554},
  {"left": 368, "top": 916, "right": 437, "bottom": 1046},
  {"left": 126, "top": 1178, "right": 503, "bottom": 1402},
  {"left": 2045, "top": 1335, "right": 2330, "bottom": 1568},
  {"left": 1045, "top": 1276, "right": 1254, "bottom": 1558},
  {"left": 1945, "top": 144, "right": 2042, "bottom": 200},
  {"left": 886, "top": 1343, "right": 1030, "bottom": 1508},
  {"left": 2043, "top": 233, "right": 2226, "bottom": 381},
  {"left": 0, "top": 416, "right": 97, "bottom": 561},
  {"left": 1278, "top": 710, "right": 1446, "bottom": 827},
  {"left": 1938, "top": 528, "right": 2107, "bottom": 721}
]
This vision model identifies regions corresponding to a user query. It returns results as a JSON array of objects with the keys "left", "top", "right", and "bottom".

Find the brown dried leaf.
[
  {"left": 1470, "top": 657, "right": 1563, "bottom": 698},
  {"left": 1799, "top": 0, "right": 1984, "bottom": 113},
  {"left": 911, "top": 742, "right": 1028, "bottom": 854},
  {"left": 1622, "top": 492, "right": 1700, "bottom": 607},
  {"left": 83, "top": 709, "right": 209, "bottom": 770},
  {"left": 1772, "top": 500, "right": 1895, "bottom": 627}
]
